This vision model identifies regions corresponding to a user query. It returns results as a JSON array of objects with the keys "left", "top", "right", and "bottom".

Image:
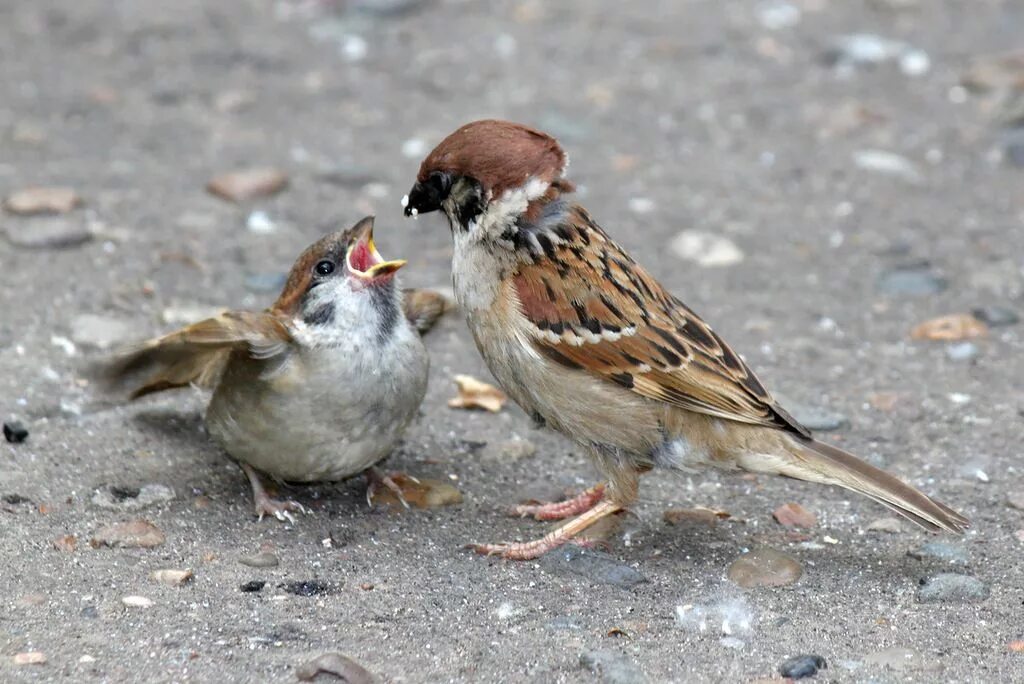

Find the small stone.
[
  {"left": 52, "top": 534, "right": 77, "bottom": 552},
  {"left": 90, "top": 519, "right": 165, "bottom": 549},
  {"left": 908, "top": 541, "right": 968, "bottom": 565},
  {"left": 122, "top": 595, "right": 154, "bottom": 608},
  {"left": 579, "top": 650, "right": 649, "bottom": 684},
  {"left": 917, "top": 573, "right": 989, "bottom": 603},
  {"left": 540, "top": 546, "right": 648, "bottom": 589},
  {"left": 910, "top": 314, "right": 988, "bottom": 341},
  {"left": 369, "top": 474, "right": 463, "bottom": 509},
  {"left": 360, "top": 582, "right": 374, "bottom": 591},
  {"left": 246, "top": 210, "right": 276, "bottom": 234},
  {"left": 670, "top": 230, "right": 744, "bottom": 267},
  {"left": 401, "top": 138, "right": 426, "bottom": 159},
  {"left": 92, "top": 484, "right": 175, "bottom": 511},
  {"left": 238, "top": 552, "right": 279, "bottom": 568},
  {"left": 779, "top": 655, "right": 826, "bottom": 679},
  {"left": 207, "top": 168, "right": 288, "bottom": 202},
  {"left": 756, "top": 1, "right": 801, "bottom": 30},
  {"left": 4, "top": 220, "right": 95, "bottom": 248},
  {"left": 1008, "top": 492, "right": 1024, "bottom": 510},
  {"left": 151, "top": 569, "right": 193, "bottom": 586},
  {"left": 727, "top": 548, "right": 802, "bottom": 588},
  {"left": 296, "top": 653, "right": 376, "bottom": 683},
  {"left": 866, "top": 517, "right": 903, "bottom": 533},
  {"left": 961, "top": 51, "right": 1024, "bottom": 93},
  {"left": 3, "top": 421, "right": 29, "bottom": 443},
  {"left": 772, "top": 502, "right": 816, "bottom": 528},
  {"left": 663, "top": 507, "right": 730, "bottom": 526},
  {"left": 3, "top": 187, "right": 82, "bottom": 215},
  {"left": 3, "top": 493, "right": 31, "bottom": 505},
  {"left": 14, "top": 652, "right": 47, "bottom": 666},
  {"left": 853, "top": 149, "right": 923, "bottom": 185},
  {"left": 946, "top": 342, "right": 979, "bottom": 361},
  {"left": 877, "top": 265, "right": 948, "bottom": 296},
  {"left": 972, "top": 305, "right": 1019, "bottom": 328},
  {"left": 482, "top": 437, "right": 536, "bottom": 462},
  {"left": 545, "top": 616, "right": 582, "bottom": 631},
  {"left": 244, "top": 272, "right": 287, "bottom": 293},
  {"left": 1009, "top": 640, "right": 1024, "bottom": 653},
  {"left": 70, "top": 314, "right": 135, "bottom": 351},
  {"left": 240, "top": 580, "right": 266, "bottom": 593},
  {"left": 281, "top": 580, "right": 333, "bottom": 597}
]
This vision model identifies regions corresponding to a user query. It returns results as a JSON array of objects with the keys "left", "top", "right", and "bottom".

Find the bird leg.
[
  {"left": 365, "top": 467, "right": 418, "bottom": 508},
  {"left": 511, "top": 482, "right": 607, "bottom": 521},
  {"left": 239, "top": 462, "right": 308, "bottom": 523},
  {"left": 468, "top": 498, "right": 623, "bottom": 560}
]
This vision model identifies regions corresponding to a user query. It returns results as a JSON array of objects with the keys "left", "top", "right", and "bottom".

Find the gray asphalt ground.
[{"left": 2, "top": 1, "right": 1023, "bottom": 682}]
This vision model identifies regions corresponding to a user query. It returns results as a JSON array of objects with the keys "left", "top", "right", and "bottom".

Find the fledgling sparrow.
[
  {"left": 402, "top": 120, "right": 968, "bottom": 559},
  {"left": 107, "top": 216, "right": 447, "bottom": 521}
]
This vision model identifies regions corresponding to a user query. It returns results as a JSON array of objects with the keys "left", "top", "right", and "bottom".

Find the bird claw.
[
  {"left": 365, "top": 470, "right": 418, "bottom": 509},
  {"left": 255, "top": 497, "right": 308, "bottom": 523}
]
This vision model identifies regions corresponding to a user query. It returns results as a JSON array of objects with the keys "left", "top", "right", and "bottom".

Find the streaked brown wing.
[
  {"left": 106, "top": 311, "right": 293, "bottom": 399},
  {"left": 510, "top": 206, "right": 809, "bottom": 437}
]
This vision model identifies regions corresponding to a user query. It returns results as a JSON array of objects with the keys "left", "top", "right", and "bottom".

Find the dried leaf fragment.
[
  {"left": 772, "top": 502, "right": 816, "bottom": 528},
  {"left": 910, "top": 314, "right": 988, "bottom": 341},
  {"left": 206, "top": 167, "right": 288, "bottom": 202},
  {"left": 448, "top": 374, "right": 507, "bottom": 412},
  {"left": 369, "top": 474, "right": 463, "bottom": 509},
  {"left": 90, "top": 519, "right": 165, "bottom": 548},
  {"left": 152, "top": 569, "right": 194, "bottom": 586},
  {"left": 4, "top": 187, "right": 82, "bottom": 215},
  {"left": 52, "top": 534, "right": 77, "bottom": 552}
]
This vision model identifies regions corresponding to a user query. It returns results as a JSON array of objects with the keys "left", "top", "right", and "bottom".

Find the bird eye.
[{"left": 314, "top": 260, "right": 335, "bottom": 276}]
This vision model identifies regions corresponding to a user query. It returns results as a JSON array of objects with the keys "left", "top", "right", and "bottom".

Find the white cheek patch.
[
  {"left": 400, "top": 194, "right": 409, "bottom": 208},
  {"left": 473, "top": 176, "right": 551, "bottom": 240}
]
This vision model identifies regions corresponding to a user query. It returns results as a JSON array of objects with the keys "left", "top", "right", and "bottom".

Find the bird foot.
[
  {"left": 511, "top": 483, "right": 606, "bottom": 521},
  {"left": 365, "top": 468, "right": 418, "bottom": 509},
  {"left": 468, "top": 498, "right": 623, "bottom": 560},
  {"left": 254, "top": 495, "right": 308, "bottom": 523}
]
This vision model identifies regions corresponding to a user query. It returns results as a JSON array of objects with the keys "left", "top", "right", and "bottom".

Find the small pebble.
[
  {"left": 908, "top": 541, "right": 968, "bottom": 565},
  {"left": 296, "top": 653, "right": 376, "bottom": 683},
  {"left": 151, "top": 569, "right": 193, "bottom": 586},
  {"left": 4, "top": 186, "right": 81, "bottom": 215},
  {"left": 238, "top": 551, "right": 279, "bottom": 568},
  {"left": 627, "top": 197, "right": 655, "bottom": 215},
  {"left": 246, "top": 210, "right": 276, "bottom": 234},
  {"left": 917, "top": 573, "right": 989, "bottom": 603},
  {"left": 207, "top": 168, "right": 288, "bottom": 202},
  {"left": 779, "top": 654, "right": 827, "bottom": 679},
  {"left": 540, "top": 546, "right": 648, "bottom": 589},
  {"left": 853, "top": 149, "right": 923, "bottom": 185},
  {"left": 1008, "top": 492, "right": 1024, "bottom": 511},
  {"left": 4, "top": 220, "right": 94, "bottom": 249},
  {"left": 52, "top": 534, "right": 77, "bottom": 552},
  {"left": 90, "top": 519, "right": 166, "bottom": 549},
  {"left": 972, "top": 305, "right": 1019, "bottom": 327},
  {"left": 482, "top": 437, "right": 537, "bottom": 462},
  {"left": 240, "top": 580, "right": 266, "bottom": 593},
  {"left": 122, "top": 595, "right": 154, "bottom": 608},
  {"left": 3, "top": 421, "right": 29, "bottom": 443},
  {"left": 727, "top": 548, "right": 803, "bottom": 588},
  {"left": 877, "top": 265, "right": 948, "bottom": 296},
  {"left": 14, "top": 652, "right": 47, "bottom": 666},
  {"left": 773, "top": 502, "right": 816, "bottom": 528}
]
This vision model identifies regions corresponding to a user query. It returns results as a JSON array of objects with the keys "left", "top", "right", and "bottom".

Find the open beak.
[{"left": 345, "top": 216, "right": 406, "bottom": 282}]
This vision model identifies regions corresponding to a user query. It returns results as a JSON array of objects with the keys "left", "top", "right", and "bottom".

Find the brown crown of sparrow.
[
  {"left": 106, "top": 217, "right": 448, "bottom": 521},
  {"left": 402, "top": 120, "right": 968, "bottom": 560}
]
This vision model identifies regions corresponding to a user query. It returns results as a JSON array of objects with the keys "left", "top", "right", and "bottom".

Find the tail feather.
[{"left": 788, "top": 438, "right": 968, "bottom": 533}]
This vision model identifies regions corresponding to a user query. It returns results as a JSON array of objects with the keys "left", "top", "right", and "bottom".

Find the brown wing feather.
[
  {"left": 105, "top": 311, "right": 292, "bottom": 399},
  {"left": 512, "top": 206, "right": 809, "bottom": 438}
]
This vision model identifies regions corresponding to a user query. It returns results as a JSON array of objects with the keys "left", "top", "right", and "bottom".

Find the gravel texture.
[{"left": 2, "top": 1, "right": 1023, "bottom": 682}]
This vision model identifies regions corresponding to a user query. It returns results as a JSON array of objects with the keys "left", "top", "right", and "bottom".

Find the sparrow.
[
  {"left": 402, "top": 119, "right": 968, "bottom": 560},
  {"left": 106, "top": 216, "right": 447, "bottom": 521}
]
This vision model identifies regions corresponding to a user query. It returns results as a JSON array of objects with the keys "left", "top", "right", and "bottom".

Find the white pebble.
[
  {"left": 246, "top": 210, "right": 276, "bottom": 234},
  {"left": 947, "top": 392, "right": 972, "bottom": 405},
  {"left": 401, "top": 138, "right": 427, "bottom": 159},
  {"left": 50, "top": 335, "right": 77, "bottom": 357},
  {"left": 341, "top": 35, "right": 367, "bottom": 62},
  {"left": 628, "top": 197, "right": 655, "bottom": 214},
  {"left": 400, "top": 194, "right": 410, "bottom": 208},
  {"left": 671, "top": 230, "right": 745, "bottom": 267},
  {"left": 122, "top": 595, "right": 153, "bottom": 608}
]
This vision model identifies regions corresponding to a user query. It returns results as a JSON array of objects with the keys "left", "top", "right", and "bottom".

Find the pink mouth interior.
[{"left": 348, "top": 241, "right": 377, "bottom": 273}]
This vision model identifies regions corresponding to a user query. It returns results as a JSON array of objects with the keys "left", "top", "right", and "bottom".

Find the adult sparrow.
[
  {"left": 107, "top": 217, "right": 447, "bottom": 521},
  {"left": 402, "top": 120, "right": 968, "bottom": 559}
]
